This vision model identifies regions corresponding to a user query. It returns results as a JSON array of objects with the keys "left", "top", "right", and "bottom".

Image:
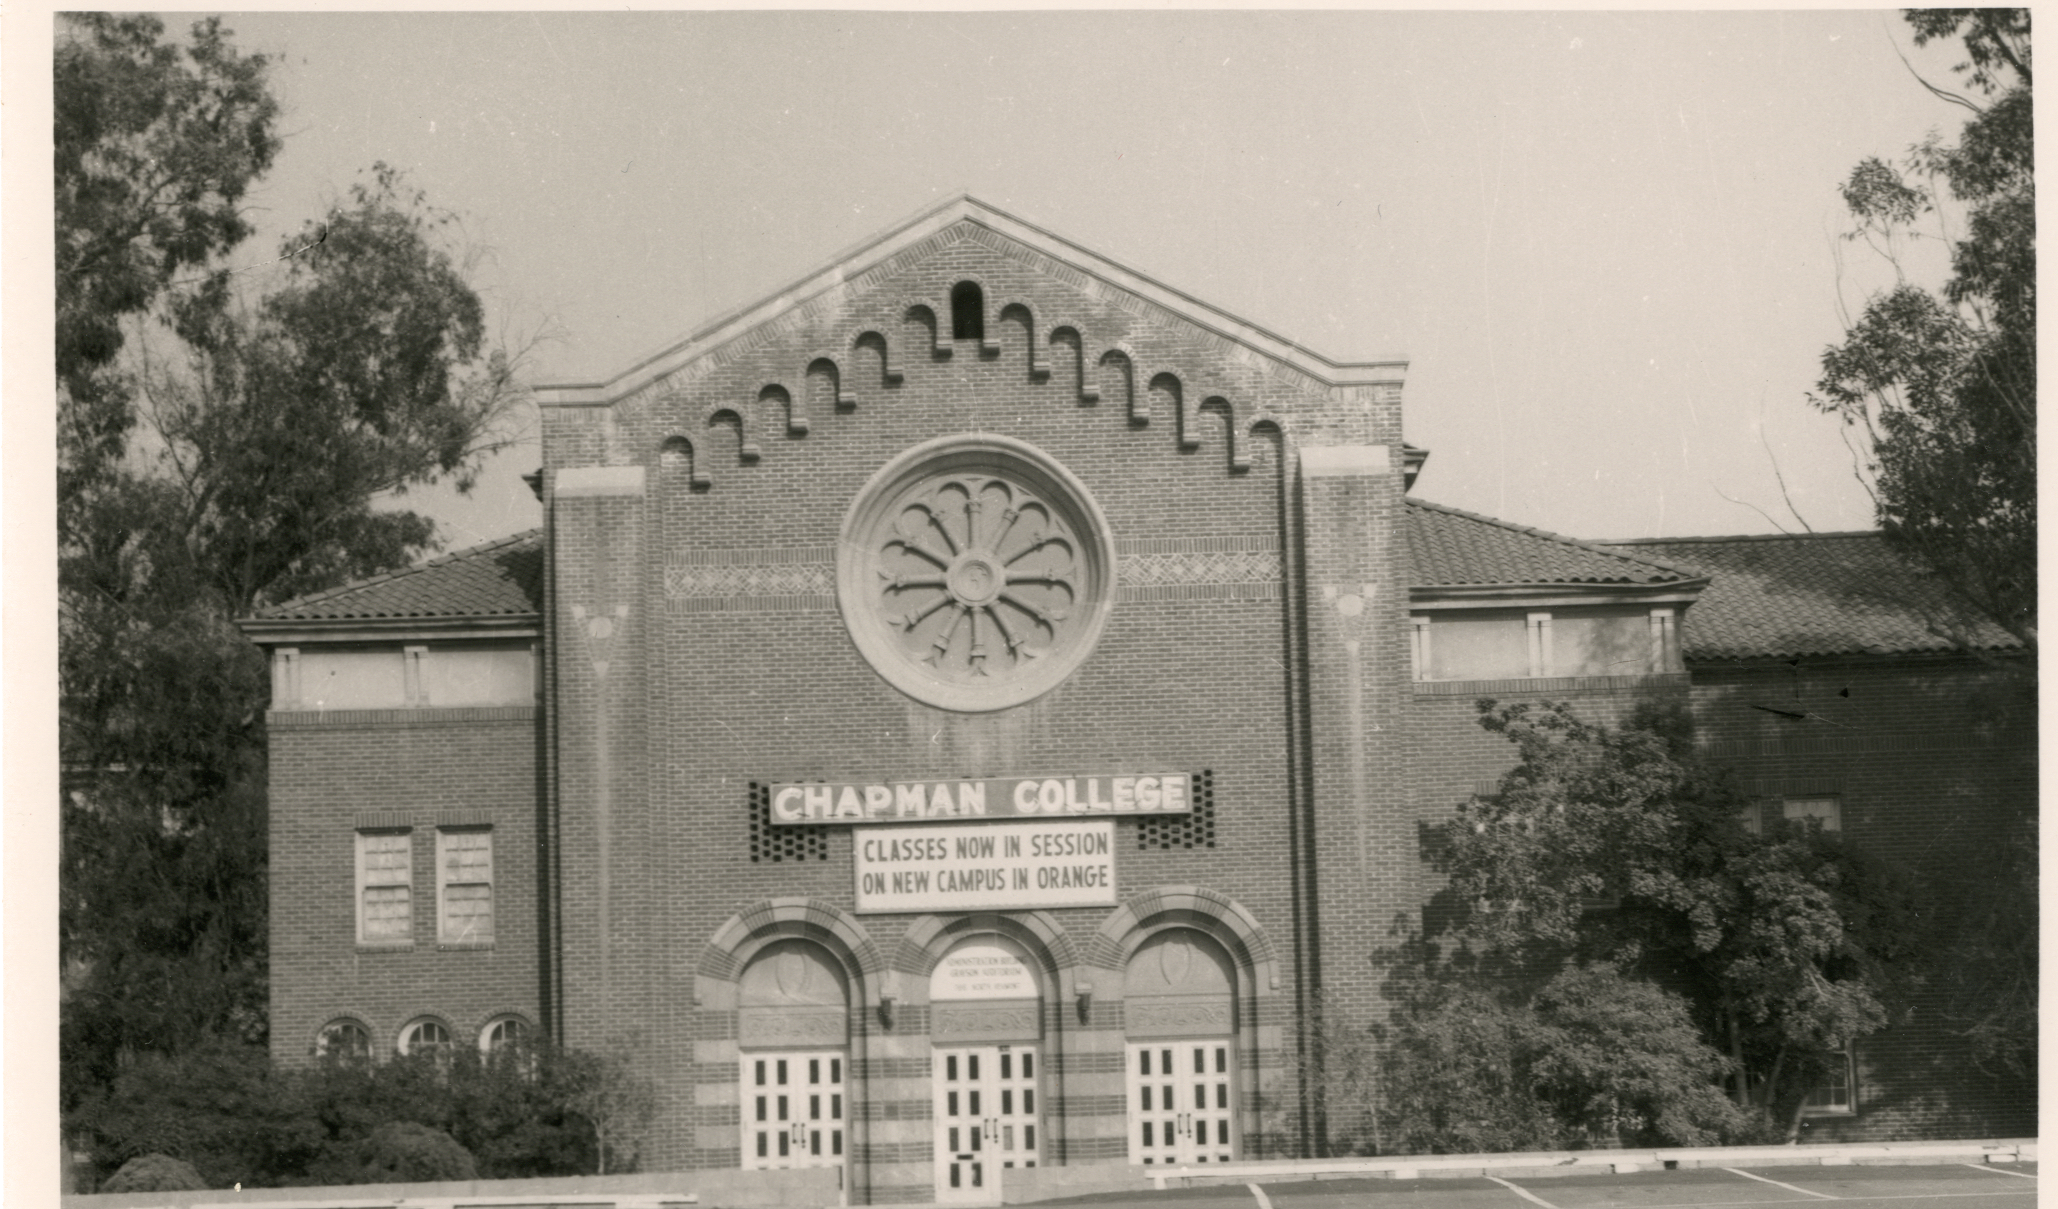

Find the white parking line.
[
  {"left": 1721, "top": 1167, "right": 1839, "bottom": 1199},
  {"left": 1963, "top": 1162, "right": 2038, "bottom": 1179},
  {"left": 1248, "top": 1182, "right": 1277, "bottom": 1209},
  {"left": 1486, "top": 1175, "right": 1560, "bottom": 1209}
]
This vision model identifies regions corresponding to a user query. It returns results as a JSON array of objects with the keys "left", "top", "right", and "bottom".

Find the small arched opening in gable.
[{"left": 951, "top": 281, "right": 986, "bottom": 343}]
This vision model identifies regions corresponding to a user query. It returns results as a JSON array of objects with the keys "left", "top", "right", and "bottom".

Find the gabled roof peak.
[{"left": 536, "top": 192, "right": 1407, "bottom": 410}]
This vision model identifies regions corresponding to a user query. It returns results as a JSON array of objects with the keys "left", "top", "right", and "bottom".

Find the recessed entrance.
[
  {"left": 1125, "top": 929, "right": 1237, "bottom": 1165},
  {"left": 929, "top": 936, "right": 1045, "bottom": 1202},
  {"left": 736, "top": 941, "right": 849, "bottom": 1183},
  {"left": 934, "top": 1044, "right": 1040, "bottom": 1201}
]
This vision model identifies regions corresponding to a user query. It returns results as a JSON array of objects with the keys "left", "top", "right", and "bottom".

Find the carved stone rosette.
[{"left": 839, "top": 435, "right": 1116, "bottom": 712}]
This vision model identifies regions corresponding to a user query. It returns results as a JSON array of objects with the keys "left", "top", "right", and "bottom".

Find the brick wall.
[
  {"left": 539, "top": 222, "right": 1404, "bottom": 1191},
  {"left": 267, "top": 707, "right": 544, "bottom": 1064}
]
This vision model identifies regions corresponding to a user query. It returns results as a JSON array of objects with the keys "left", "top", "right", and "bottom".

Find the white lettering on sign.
[
  {"left": 770, "top": 773, "right": 1189, "bottom": 825},
  {"left": 929, "top": 943, "right": 1035, "bottom": 1001},
  {"left": 854, "top": 821, "right": 1117, "bottom": 914}
]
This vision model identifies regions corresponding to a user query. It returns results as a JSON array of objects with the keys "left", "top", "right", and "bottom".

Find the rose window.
[{"left": 839, "top": 436, "right": 1115, "bottom": 711}]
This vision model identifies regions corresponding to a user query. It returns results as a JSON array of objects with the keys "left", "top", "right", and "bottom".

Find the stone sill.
[
  {"left": 269, "top": 705, "right": 539, "bottom": 727},
  {"left": 1413, "top": 673, "right": 1689, "bottom": 697}
]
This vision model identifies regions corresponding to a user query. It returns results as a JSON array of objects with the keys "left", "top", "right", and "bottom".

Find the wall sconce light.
[
  {"left": 1075, "top": 983, "right": 1094, "bottom": 1023},
  {"left": 878, "top": 992, "right": 897, "bottom": 1030}
]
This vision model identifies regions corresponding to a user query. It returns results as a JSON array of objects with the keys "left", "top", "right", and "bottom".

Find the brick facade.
[{"left": 246, "top": 197, "right": 2034, "bottom": 1197}]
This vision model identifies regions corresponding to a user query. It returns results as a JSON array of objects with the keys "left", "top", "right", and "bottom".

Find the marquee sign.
[
  {"left": 854, "top": 820, "right": 1117, "bottom": 913},
  {"left": 768, "top": 773, "right": 1190, "bottom": 825}
]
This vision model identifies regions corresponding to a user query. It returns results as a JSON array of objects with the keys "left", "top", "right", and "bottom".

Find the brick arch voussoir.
[
  {"left": 699, "top": 896, "right": 887, "bottom": 988},
  {"left": 1091, "top": 885, "right": 1280, "bottom": 994}
]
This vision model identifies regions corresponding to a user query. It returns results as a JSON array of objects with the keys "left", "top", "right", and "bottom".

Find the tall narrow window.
[
  {"left": 1409, "top": 616, "right": 1431, "bottom": 681},
  {"left": 951, "top": 281, "right": 985, "bottom": 342},
  {"left": 1802, "top": 1046, "right": 1856, "bottom": 1115},
  {"left": 438, "top": 827, "right": 494, "bottom": 945},
  {"left": 1649, "top": 608, "right": 1677, "bottom": 672},
  {"left": 1526, "top": 612, "right": 1553, "bottom": 678},
  {"left": 404, "top": 645, "right": 428, "bottom": 704},
  {"left": 357, "top": 830, "right": 413, "bottom": 945}
]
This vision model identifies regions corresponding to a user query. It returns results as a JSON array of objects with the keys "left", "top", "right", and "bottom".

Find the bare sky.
[{"left": 154, "top": 12, "right": 1972, "bottom": 545}]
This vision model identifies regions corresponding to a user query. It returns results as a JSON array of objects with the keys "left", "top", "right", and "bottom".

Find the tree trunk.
[
  {"left": 1728, "top": 1009, "right": 1748, "bottom": 1108},
  {"left": 1762, "top": 1046, "right": 1788, "bottom": 1131},
  {"left": 1784, "top": 1089, "right": 1810, "bottom": 1144}
]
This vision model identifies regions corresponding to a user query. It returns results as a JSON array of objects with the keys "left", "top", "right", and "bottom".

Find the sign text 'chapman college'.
[
  {"left": 854, "top": 820, "right": 1117, "bottom": 913},
  {"left": 768, "top": 773, "right": 1190, "bottom": 825}
]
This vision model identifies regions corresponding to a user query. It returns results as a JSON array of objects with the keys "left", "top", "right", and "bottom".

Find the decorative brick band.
[
  {"left": 352, "top": 807, "right": 499, "bottom": 830},
  {"left": 1119, "top": 537, "right": 1279, "bottom": 603},
  {"left": 269, "top": 706, "right": 538, "bottom": 727},
  {"left": 664, "top": 537, "right": 1285, "bottom": 612},
  {"left": 666, "top": 547, "right": 837, "bottom": 614}
]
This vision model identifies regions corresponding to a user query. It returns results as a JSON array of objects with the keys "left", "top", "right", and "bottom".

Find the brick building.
[{"left": 240, "top": 196, "right": 2033, "bottom": 1197}]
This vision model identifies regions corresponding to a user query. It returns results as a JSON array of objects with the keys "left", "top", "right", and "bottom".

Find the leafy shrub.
[
  {"left": 1376, "top": 961, "right": 1750, "bottom": 1153},
  {"left": 70, "top": 1041, "right": 322, "bottom": 1189},
  {"left": 311, "top": 1121, "right": 477, "bottom": 1184},
  {"left": 99, "top": 1152, "right": 208, "bottom": 1192}
]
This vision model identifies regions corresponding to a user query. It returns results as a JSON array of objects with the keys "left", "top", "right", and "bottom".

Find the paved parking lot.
[{"left": 1035, "top": 1163, "right": 2038, "bottom": 1209}]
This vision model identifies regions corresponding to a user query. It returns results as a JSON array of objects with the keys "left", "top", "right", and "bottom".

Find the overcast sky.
[{"left": 205, "top": 10, "right": 1967, "bottom": 548}]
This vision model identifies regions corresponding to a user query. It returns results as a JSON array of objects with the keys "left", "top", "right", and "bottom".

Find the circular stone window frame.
[{"left": 837, "top": 434, "right": 1117, "bottom": 713}]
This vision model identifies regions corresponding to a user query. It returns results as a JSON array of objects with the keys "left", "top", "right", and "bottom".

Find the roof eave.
[
  {"left": 237, "top": 613, "right": 542, "bottom": 646},
  {"left": 1410, "top": 580, "right": 1709, "bottom": 609},
  {"left": 534, "top": 195, "right": 1408, "bottom": 410}
]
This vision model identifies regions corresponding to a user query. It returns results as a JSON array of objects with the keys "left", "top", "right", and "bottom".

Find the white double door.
[
  {"left": 742, "top": 1049, "right": 847, "bottom": 1174},
  {"left": 1127, "top": 1040, "right": 1235, "bottom": 1165},
  {"left": 934, "top": 1043, "right": 1041, "bottom": 1201}
]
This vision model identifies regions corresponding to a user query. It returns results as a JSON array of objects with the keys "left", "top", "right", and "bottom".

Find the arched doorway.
[
  {"left": 737, "top": 940, "right": 850, "bottom": 1177},
  {"left": 1125, "top": 929, "right": 1237, "bottom": 1165},
  {"left": 930, "top": 937, "right": 1043, "bottom": 1201}
]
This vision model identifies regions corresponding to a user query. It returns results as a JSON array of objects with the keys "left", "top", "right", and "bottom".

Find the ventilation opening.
[
  {"left": 749, "top": 783, "right": 830, "bottom": 862},
  {"left": 1137, "top": 771, "right": 1215, "bottom": 849},
  {"left": 951, "top": 281, "right": 985, "bottom": 342}
]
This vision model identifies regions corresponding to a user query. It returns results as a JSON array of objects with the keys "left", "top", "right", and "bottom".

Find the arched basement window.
[{"left": 951, "top": 281, "right": 985, "bottom": 342}]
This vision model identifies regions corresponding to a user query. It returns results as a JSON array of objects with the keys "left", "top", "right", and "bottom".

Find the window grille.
[
  {"left": 1137, "top": 772, "right": 1215, "bottom": 849},
  {"left": 750, "top": 783, "right": 830, "bottom": 862}
]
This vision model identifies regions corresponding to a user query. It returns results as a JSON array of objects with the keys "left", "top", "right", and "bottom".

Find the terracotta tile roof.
[
  {"left": 1601, "top": 532, "right": 2018, "bottom": 660},
  {"left": 1406, "top": 499, "right": 1698, "bottom": 588},
  {"left": 256, "top": 529, "right": 542, "bottom": 621}
]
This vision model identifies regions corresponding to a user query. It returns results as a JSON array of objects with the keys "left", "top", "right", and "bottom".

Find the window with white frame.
[
  {"left": 480, "top": 1015, "right": 528, "bottom": 1056},
  {"left": 315, "top": 1018, "right": 373, "bottom": 1063},
  {"left": 1783, "top": 797, "right": 1842, "bottom": 832},
  {"left": 437, "top": 827, "right": 494, "bottom": 945},
  {"left": 356, "top": 830, "right": 413, "bottom": 945},
  {"left": 399, "top": 1018, "right": 454, "bottom": 1059},
  {"left": 1802, "top": 1046, "right": 1856, "bottom": 1115}
]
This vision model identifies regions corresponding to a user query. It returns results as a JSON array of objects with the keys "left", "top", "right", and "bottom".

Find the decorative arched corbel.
[
  {"left": 1200, "top": 396, "right": 1250, "bottom": 472},
  {"left": 906, "top": 304, "right": 949, "bottom": 360},
  {"left": 854, "top": 331, "right": 900, "bottom": 388},
  {"left": 997, "top": 303, "right": 1047, "bottom": 379},
  {"left": 807, "top": 357, "right": 853, "bottom": 414},
  {"left": 1099, "top": 349, "right": 1136, "bottom": 423},
  {"left": 760, "top": 383, "right": 803, "bottom": 438},
  {"left": 707, "top": 408, "right": 759, "bottom": 463},
  {"left": 1150, "top": 372, "right": 1191, "bottom": 448},
  {"left": 660, "top": 435, "right": 710, "bottom": 491},
  {"left": 1051, "top": 327, "right": 1096, "bottom": 404}
]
